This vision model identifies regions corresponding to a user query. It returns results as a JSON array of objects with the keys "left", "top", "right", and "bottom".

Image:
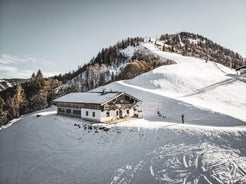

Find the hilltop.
[{"left": 54, "top": 32, "right": 245, "bottom": 94}]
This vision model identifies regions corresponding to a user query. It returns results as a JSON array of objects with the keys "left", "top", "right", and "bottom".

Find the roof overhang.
[
  {"left": 100, "top": 92, "right": 142, "bottom": 106},
  {"left": 236, "top": 65, "right": 246, "bottom": 70}
]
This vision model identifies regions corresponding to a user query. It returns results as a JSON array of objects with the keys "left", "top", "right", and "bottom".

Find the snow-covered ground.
[
  {"left": 0, "top": 107, "right": 245, "bottom": 184},
  {"left": 0, "top": 42, "right": 246, "bottom": 183}
]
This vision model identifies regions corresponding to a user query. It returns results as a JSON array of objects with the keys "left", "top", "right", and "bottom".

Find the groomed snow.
[{"left": 127, "top": 42, "right": 246, "bottom": 122}]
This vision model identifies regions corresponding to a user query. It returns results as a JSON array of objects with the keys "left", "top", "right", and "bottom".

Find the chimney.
[{"left": 101, "top": 89, "right": 106, "bottom": 95}]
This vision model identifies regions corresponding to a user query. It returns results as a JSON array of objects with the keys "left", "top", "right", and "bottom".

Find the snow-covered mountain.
[
  {"left": 60, "top": 42, "right": 162, "bottom": 91},
  {"left": 55, "top": 32, "right": 245, "bottom": 96},
  {"left": 0, "top": 42, "right": 245, "bottom": 183},
  {"left": 0, "top": 78, "right": 26, "bottom": 91}
]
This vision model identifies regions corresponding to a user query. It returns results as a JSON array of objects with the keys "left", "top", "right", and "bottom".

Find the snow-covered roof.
[
  {"left": 236, "top": 65, "right": 246, "bottom": 70},
  {"left": 53, "top": 92, "right": 140, "bottom": 105}
]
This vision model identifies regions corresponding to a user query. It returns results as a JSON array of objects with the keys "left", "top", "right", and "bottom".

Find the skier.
[{"left": 181, "top": 114, "right": 184, "bottom": 124}]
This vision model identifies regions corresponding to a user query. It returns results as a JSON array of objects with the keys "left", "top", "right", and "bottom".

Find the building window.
[
  {"left": 127, "top": 110, "right": 129, "bottom": 114},
  {"left": 73, "top": 110, "right": 81, "bottom": 115},
  {"left": 116, "top": 111, "right": 119, "bottom": 116},
  {"left": 66, "top": 109, "right": 71, "bottom": 114},
  {"left": 86, "top": 111, "right": 89, "bottom": 116},
  {"left": 106, "top": 111, "right": 110, "bottom": 117},
  {"left": 92, "top": 112, "right": 95, "bottom": 117},
  {"left": 58, "top": 108, "right": 65, "bottom": 113}
]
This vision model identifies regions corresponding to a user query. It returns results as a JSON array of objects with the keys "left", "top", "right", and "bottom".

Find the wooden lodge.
[{"left": 53, "top": 91, "right": 141, "bottom": 123}]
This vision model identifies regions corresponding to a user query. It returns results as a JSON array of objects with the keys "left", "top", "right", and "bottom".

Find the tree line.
[{"left": 159, "top": 32, "right": 244, "bottom": 68}]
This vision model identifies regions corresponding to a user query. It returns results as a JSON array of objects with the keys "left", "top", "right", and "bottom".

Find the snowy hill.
[
  {"left": 93, "top": 42, "right": 246, "bottom": 124},
  {"left": 125, "top": 42, "right": 246, "bottom": 122},
  {"left": 55, "top": 32, "right": 245, "bottom": 96},
  {"left": 56, "top": 42, "right": 162, "bottom": 93},
  {"left": 0, "top": 41, "right": 246, "bottom": 183}
]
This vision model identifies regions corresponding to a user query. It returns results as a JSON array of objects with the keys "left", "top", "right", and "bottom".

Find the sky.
[{"left": 0, "top": 0, "right": 245, "bottom": 78}]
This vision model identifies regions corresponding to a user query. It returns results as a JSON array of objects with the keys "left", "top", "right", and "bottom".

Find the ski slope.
[
  {"left": 126, "top": 42, "right": 246, "bottom": 122},
  {"left": 0, "top": 42, "right": 246, "bottom": 183}
]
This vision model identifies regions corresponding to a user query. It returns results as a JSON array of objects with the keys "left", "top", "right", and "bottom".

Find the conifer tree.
[
  {"left": 13, "top": 84, "right": 27, "bottom": 117},
  {"left": 36, "top": 69, "right": 43, "bottom": 78},
  {"left": 0, "top": 96, "right": 4, "bottom": 114},
  {"left": 99, "top": 73, "right": 106, "bottom": 86},
  {"left": 35, "top": 70, "right": 45, "bottom": 89},
  {"left": 31, "top": 72, "right": 36, "bottom": 79}
]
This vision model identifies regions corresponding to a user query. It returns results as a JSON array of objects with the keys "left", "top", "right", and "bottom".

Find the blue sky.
[{"left": 0, "top": 0, "right": 245, "bottom": 78}]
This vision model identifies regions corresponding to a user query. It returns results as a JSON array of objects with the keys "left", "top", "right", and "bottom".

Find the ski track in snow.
[{"left": 110, "top": 143, "right": 246, "bottom": 184}]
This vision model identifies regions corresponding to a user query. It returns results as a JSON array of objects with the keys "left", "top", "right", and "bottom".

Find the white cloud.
[
  {"left": 0, "top": 54, "right": 59, "bottom": 79},
  {"left": 0, "top": 65, "right": 33, "bottom": 78},
  {"left": 42, "top": 71, "right": 59, "bottom": 77},
  {"left": 0, "top": 54, "right": 37, "bottom": 65}
]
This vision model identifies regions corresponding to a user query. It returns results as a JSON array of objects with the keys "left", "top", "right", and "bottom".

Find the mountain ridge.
[
  {"left": 53, "top": 32, "right": 245, "bottom": 94},
  {"left": 0, "top": 78, "right": 26, "bottom": 92}
]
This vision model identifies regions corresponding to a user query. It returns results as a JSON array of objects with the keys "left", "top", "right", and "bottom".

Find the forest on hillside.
[
  {"left": 0, "top": 70, "right": 62, "bottom": 126},
  {"left": 159, "top": 32, "right": 245, "bottom": 68},
  {"left": 53, "top": 37, "right": 144, "bottom": 84}
]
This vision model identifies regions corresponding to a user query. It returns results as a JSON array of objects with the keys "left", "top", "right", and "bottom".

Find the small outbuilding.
[
  {"left": 53, "top": 91, "right": 141, "bottom": 123},
  {"left": 236, "top": 65, "right": 246, "bottom": 75}
]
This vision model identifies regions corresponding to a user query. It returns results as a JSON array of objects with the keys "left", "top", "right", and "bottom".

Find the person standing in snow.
[{"left": 181, "top": 114, "right": 184, "bottom": 124}]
